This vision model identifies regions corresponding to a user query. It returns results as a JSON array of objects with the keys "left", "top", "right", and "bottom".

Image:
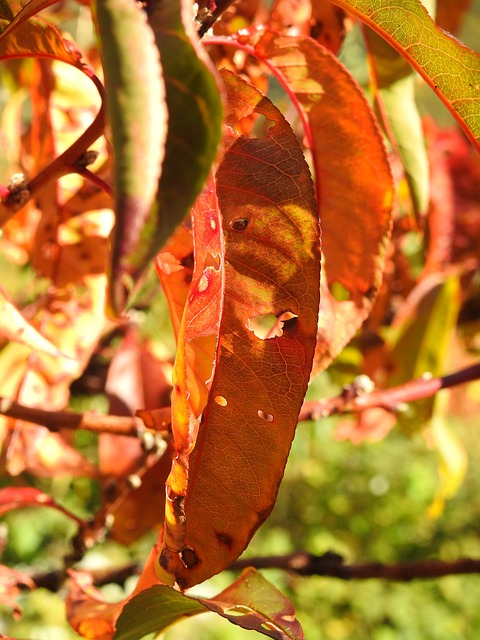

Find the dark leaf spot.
[{"left": 231, "top": 218, "right": 249, "bottom": 232}]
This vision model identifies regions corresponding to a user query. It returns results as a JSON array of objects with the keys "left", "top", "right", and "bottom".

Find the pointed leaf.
[
  {"left": 93, "top": 0, "right": 167, "bottom": 313},
  {"left": 159, "top": 69, "right": 321, "bottom": 588},
  {"left": 121, "top": 0, "right": 223, "bottom": 283},
  {"left": 328, "top": 0, "right": 480, "bottom": 150}
]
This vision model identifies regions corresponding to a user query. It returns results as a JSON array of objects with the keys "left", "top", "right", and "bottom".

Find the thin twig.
[
  {"left": 231, "top": 551, "right": 480, "bottom": 581},
  {"left": 299, "top": 362, "right": 480, "bottom": 422}
]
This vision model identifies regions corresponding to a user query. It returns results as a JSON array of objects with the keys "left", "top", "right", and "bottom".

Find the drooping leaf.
[
  {"left": 118, "top": 0, "right": 223, "bottom": 287},
  {"left": 92, "top": 0, "right": 166, "bottom": 314},
  {"left": 158, "top": 69, "right": 320, "bottom": 588},
  {"left": 328, "top": 0, "right": 480, "bottom": 150},
  {"left": 212, "top": 28, "right": 393, "bottom": 371},
  {"left": 115, "top": 568, "right": 303, "bottom": 640}
]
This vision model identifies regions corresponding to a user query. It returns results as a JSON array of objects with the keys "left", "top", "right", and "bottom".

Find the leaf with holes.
[
  {"left": 93, "top": 0, "right": 167, "bottom": 314},
  {"left": 328, "top": 0, "right": 480, "bottom": 150},
  {"left": 157, "top": 69, "right": 320, "bottom": 588},
  {"left": 211, "top": 28, "right": 393, "bottom": 371}
]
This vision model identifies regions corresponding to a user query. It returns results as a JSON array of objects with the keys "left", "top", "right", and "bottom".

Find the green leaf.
[
  {"left": 93, "top": 0, "right": 167, "bottom": 314},
  {"left": 363, "top": 27, "right": 430, "bottom": 214},
  {"left": 427, "top": 390, "right": 468, "bottom": 518},
  {"left": 389, "top": 274, "right": 461, "bottom": 430},
  {"left": 120, "top": 0, "right": 223, "bottom": 294},
  {"left": 114, "top": 585, "right": 207, "bottom": 640},
  {"left": 114, "top": 569, "right": 303, "bottom": 640},
  {"left": 329, "top": 0, "right": 480, "bottom": 151}
]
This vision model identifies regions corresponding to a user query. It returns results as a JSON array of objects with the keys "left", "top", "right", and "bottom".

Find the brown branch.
[
  {"left": 0, "top": 102, "right": 106, "bottom": 226},
  {"left": 0, "top": 396, "right": 169, "bottom": 440},
  {"left": 231, "top": 552, "right": 480, "bottom": 581},
  {"left": 299, "top": 362, "right": 480, "bottom": 422},
  {"left": 197, "top": 0, "right": 238, "bottom": 36},
  {"left": 21, "top": 552, "right": 480, "bottom": 593}
]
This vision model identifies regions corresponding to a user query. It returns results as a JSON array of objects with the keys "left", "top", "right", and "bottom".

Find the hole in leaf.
[
  {"left": 235, "top": 112, "right": 275, "bottom": 138},
  {"left": 224, "top": 605, "right": 255, "bottom": 617},
  {"left": 280, "top": 614, "right": 296, "bottom": 623},
  {"left": 258, "top": 410, "right": 274, "bottom": 422},
  {"left": 231, "top": 218, "right": 249, "bottom": 232},
  {"left": 197, "top": 272, "right": 209, "bottom": 293},
  {"left": 214, "top": 395, "right": 228, "bottom": 407},
  {"left": 246, "top": 311, "right": 298, "bottom": 339},
  {"left": 180, "top": 546, "right": 199, "bottom": 569},
  {"left": 331, "top": 282, "right": 350, "bottom": 301},
  {"left": 261, "top": 621, "right": 278, "bottom": 632}
]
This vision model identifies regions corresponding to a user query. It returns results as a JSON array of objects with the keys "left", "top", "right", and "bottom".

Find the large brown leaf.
[{"left": 158, "top": 69, "right": 321, "bottom": 588}]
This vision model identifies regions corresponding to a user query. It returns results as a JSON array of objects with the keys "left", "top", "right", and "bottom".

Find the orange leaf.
[
  {"left": 158, "top": 69, "right": 321, "bottom": 588},
  {"left": 207, "top": 28, "right": 393, "bottom": 371}
]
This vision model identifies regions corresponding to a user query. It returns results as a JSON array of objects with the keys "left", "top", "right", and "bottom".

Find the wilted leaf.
[
  {"left": 122, "top": 0, "right": 223, "bottom": 285},
  {"left": 328, "top": 0, "right": 480, "bottom": 150},
  {"left": 217, "top": 28, "right": 393, "bottom": 371},
  {"left": 93, "top": 0, "right": 167, "bottom": 314},
  {"left": 158, "top": 69, "right": 320, "bottom": 588}
]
